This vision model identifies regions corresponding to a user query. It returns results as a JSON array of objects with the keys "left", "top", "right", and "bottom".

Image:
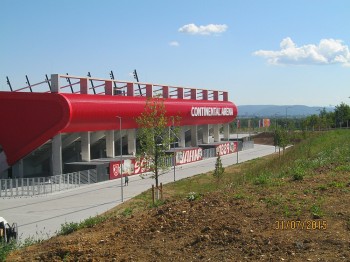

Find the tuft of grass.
[
  {"left": 121, "top": 208, "right": 133, "bottom": 217},
  {"left": 283, "top": 205, "right": 291, "bottom": 217},
  {"left": 0, "top": 241, "right": 17, "bottom": 262},
  {"left": 233, "top": 193, "right": 245, "bottom": 200},
  {"left": 335, "top": 164, "right": 350, "bottom": 172},
  {"left": 253, "top": 172, "right": 271, "bottom": 185},
  {"left": 310, "top": 204, "right": 324, "bottom": 219},
  {"left": 317, "top": 185, "right": 327, "bottom": 191},
  {"left": 186, "top": 192, "right": 201, "bottom": 202},
  {"left": 149, "top": 199, "right": 166, "bottom": 208}
]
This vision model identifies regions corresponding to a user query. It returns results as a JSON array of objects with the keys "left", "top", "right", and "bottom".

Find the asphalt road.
[{"left": 0, "top": 144, "right": 276, "bottom": 242}]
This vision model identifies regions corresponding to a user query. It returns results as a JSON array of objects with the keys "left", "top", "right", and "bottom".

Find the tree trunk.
[{"left": 155, "top": 149, "right": 159, "bottom": 200}]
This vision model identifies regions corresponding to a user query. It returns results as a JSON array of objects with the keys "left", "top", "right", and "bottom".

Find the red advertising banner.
[
  {"left": 110, "top": 146, "right": 230, "bottom": 180},
  {"left": 175, "top": 148, "right": 203, "bottom": 165},
  {"left": 215, "top": 142, "right": 238, "bottom": 156},
  {"left": 109, "top": 159, "right": 135, "bottom": 180},
  {"left": 109, "top": 161, "right": 122, "bottom": 180},
  {"left": 134, "top": 158, "right": 150, "bottom": 175}
]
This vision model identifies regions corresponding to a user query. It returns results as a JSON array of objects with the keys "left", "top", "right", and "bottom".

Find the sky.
[{"left": 0, "top": 0, "right": 349, "bottom": 107}]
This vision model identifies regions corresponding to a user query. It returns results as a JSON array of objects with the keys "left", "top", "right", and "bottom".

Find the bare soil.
[
  {"left": 253, "top": 132, "right": 275, "bottom": 145},
  {"left": 7, "top": 134, "right": 350, "bottom": 261}
]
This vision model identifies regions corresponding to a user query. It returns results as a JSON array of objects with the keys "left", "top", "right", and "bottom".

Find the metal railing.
[
  {"left": 0, "top": 169, "right": 97, "bottom": 198},
  {"left": 242, "top": 141, "right": 254, "bottom": 150},
  {"left": 6, "top": 74, "right": 229, "bottom": 102},
  {"left": 203, "top": 148, "right": 217, "bottom": 158}
]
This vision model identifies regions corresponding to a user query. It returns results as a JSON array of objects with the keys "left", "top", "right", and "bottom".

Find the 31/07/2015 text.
[{"left": 274, "top": 220, "right": 327, "bottom": 230}]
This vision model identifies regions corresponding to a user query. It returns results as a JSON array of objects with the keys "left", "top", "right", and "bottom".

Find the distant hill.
[{"left": 237, "top": 105, "right": 334, "bottom": 118}]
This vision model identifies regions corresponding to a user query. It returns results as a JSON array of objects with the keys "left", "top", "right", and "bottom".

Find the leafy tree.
[
  {"left": 334, "top": 102, "right": 350, "bottom": 128},
  {"left": 136, "top": 97, "right": 179, "bottom": 199}
]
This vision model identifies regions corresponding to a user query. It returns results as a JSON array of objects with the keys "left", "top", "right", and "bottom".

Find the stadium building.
[{"left": 0, "top": 74, "right": 238, "bottom": 183}]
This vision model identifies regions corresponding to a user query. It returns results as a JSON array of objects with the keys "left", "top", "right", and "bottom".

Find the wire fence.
[
  {"left": 1, "top": 142, "right": 252, "bottom": 198},
  {"left": 0, "top": 169, "right": 97, "bottom": 198}
]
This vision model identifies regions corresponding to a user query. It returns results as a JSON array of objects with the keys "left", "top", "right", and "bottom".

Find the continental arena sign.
[{"left": 191, "top": 107, "right": 234, "bottom": 117}]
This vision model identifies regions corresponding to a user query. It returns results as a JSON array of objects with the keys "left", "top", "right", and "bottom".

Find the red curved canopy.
[{"left": 0, "top": 91, "right": 237, "bottom": 166}]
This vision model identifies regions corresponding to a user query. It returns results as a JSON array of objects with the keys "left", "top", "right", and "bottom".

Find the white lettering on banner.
[
  {"left": 191, "top": 107, "right": 234, "bottom": 117},
  {"left": 176, "top": 148, "right": 203, "bottom": 165},
  {"left": 216, "top": 142, "right": 238, "bottom": 156},
  {"left": 134, "top": 158, "right": 149, "bottom": 174}
]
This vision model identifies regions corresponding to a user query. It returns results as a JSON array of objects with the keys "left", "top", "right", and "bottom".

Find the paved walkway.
[{"left": 0, "top": 144, "right": 276, "bottom": 241}]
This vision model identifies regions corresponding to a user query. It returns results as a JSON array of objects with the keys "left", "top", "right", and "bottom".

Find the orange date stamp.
[{"left": 274, "top": 220, "right": 327, "bottom": 230}]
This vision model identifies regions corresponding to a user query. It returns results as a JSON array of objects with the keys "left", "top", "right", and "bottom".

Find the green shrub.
[
  {"left": 58, "top": 221, "right": 79, "bottom": 235},
  {"left": 292, "top": 166, "right": 305, "bottom": 181},
  {"left": 80, "top": 216, "right": 106, "bottom": 228}
]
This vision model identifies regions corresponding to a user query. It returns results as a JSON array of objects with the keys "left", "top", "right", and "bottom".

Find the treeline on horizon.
[{"left": 231, "top": 102, "right": 350, "bottom": 131}]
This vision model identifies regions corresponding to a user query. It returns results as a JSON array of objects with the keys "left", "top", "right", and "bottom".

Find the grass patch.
[
  {"left": 328, "top": 181, "right": 346, "bottom": 188},
  {"left": 121, "top": 208, "right": 133, "bottom": 217},
  {"left": 57, "top": 215, "right": 109, "bottom": 236},
  {"left": 253, "top": 172, "right": 271, "bottom": 185}
]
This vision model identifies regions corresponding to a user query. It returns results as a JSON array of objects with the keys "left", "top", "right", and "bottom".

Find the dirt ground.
[
  {"left": 7, "top": 132, "right": 350, "bottom": 261},
  {"left": 252, "top": 132, "right": 275, "bottom": 145},
  {"left": 8, "top": 172, "right": 350, "bottom": 262}
]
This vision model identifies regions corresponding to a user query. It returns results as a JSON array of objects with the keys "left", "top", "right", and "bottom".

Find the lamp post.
[
  {"left": 170, "top": 118, "right": 180, "bottom": 182},
  {"left": 348, "top": 97, "right": 350, "bottom": 128},
  {"left": 236, "top": 119, "right": 239, "bottom": 164},
  {"left": 116, "top": 116, "right": 123, "bottom": 202},
  {"left": 285, "top": 106, "right": 292, "bottom": 129},
  {"left": 274, "top": 113, "right": 280, "bottom": 152}
]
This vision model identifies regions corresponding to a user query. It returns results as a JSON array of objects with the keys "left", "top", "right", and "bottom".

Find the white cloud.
[
  {"left": 169, "top": 41, "right": 179, "bottom": 47},
  {"left": 178, "top": 23, "right": 228, "bottom": 35},
  {"left": 253, "top": 37, "right": 350, "bottom": 66}
]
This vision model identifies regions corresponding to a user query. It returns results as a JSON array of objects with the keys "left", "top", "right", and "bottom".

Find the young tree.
[
  {"left": 275, "top": 127, "right": 289, "bottom": 157},
  {"left": 136, "top": 97, "right": 179, "bottom": 199},
  {"left": 213, "top": 153, "right": 225, "bottom": 186}
]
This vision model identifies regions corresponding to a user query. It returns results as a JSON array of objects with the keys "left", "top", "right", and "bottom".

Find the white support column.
[
  {"left": 12, "top": 159, "right": 24, "bottom": 178},
  {"left": 191, "top": 125, "right": 198, "bottom": 147},
  {"left": 52, "top": 134, "right": 62, "bottom": 176},
  {"left": 81, "top": 131, "right": 91, "bottom": 161},
  {"left": 202, "top": 124, "right": 210, "bottom": 144},
  {"left": 127, "top": 129, "right": 137, "bottom": 155},
  {"left": 223, "top": 123, "right": 230, "bottom": 141},
  {"left": 51, "top": 74, "right": 60, "bottom": 93},
  {"left": 0, "top": 152, "right": 9, "bottom": 176},
  {"left": 213, "top": 124, "right": 220, "bottom": 142},
  {"left": 105, "top": 130, "right": 115, "bottom": 158},
  {"left": 179, "top": 126, "right": 187, "bottom": 148}
]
